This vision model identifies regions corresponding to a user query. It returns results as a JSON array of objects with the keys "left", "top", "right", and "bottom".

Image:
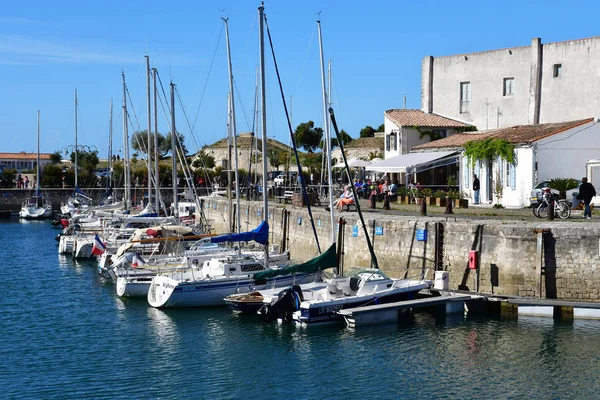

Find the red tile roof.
[
  {"left": 0, "top": 152, "right": 52, "bottom": 160},
  {"left": 413, "top": 119, "right": 594, "bottom": 150},
  {"left": 385, "top": 109, "right": 471, "bottom": 128}
]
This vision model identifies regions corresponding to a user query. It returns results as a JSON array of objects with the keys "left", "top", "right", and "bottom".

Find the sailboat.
[{"left": 20, "top": 110, "right": 52, "bottom": 219}]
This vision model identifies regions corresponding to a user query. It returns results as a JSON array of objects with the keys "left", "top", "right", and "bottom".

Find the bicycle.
[{"left": 533, "top": 188, "right": 571, "bottom": 219}]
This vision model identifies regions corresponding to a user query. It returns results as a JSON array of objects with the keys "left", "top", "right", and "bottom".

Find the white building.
[
  {"left": 330, "top": 132, "right": 384, "bottom": 165},
  {"left": 422, "top": 36, "right": 600, "bottom": 129},
  {"left": 0, "top": 152, "right": 52, "bottom": 172},
  {"left": 412, "top": 118, "right": 598, "bottom": 207}
]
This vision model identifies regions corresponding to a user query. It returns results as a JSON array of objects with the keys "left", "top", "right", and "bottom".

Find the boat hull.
[{"left": 116, "top": 276, "right": 153, "bottom": 298}]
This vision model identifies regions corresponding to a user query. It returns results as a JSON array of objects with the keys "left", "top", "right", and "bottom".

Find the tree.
[
  {"left": 377, "top": 124, "right": 385, "bottom": 132},
  {"left": 131, "top": 130, "right": 167, "bottom": 157},
  {"left": 294, "top": 121, "right": 323, "bottom": 152},
  {"left": 360, "top": 125, "right": 376, "bottom": 138},
  {"left": 161, "top": 132, "right": 188, "bottom": 157},
  {"left": 70, "top": 149, "right": 99, "bottom": 173},
  {"left": 192, "top": 150, "right": 215, "bottom": 169},
  {"left": 50, "top": 151, "right": 62, "bottom": 164},
  {"left": 548, "top": 178, "right": 580, "bottom": 199}
]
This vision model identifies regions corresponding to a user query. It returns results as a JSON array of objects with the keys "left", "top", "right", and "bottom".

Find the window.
[
  {"left": 389, "top": 131, "right": 398, "bottom": 151},
  {"left": 553, "top": 64, "right": 562, "bottom": 78},
  {"left": 503, "top": 77, "right": 515, "bottom": 96},
  {"left": 431, "top": 129, "right": 447, "bottom": 139},
  {"left": 385, "top": 134, "right": 390, "bottom": 152},
  {"left": 460, "top": 82, "right": 471, "bottom": 114}
]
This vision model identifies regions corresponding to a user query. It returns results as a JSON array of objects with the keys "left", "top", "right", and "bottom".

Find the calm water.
[{"left": 2, "top": 220, "right": 600, "bottom": 399}]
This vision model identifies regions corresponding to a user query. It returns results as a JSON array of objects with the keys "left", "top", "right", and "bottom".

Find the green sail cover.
[{"left": 253, "top": 244, "right": 337, "bottom": 281}]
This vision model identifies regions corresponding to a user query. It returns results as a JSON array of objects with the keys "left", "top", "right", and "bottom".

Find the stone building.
[
  {"left": 422, "top": 36, "right": 600, "bottom": 130},
  {"left": 199, "top": 132, "right": 296, "bottom": 173},
  {"left": 330, "top": 132, "right": 384, "bottom": 165}
]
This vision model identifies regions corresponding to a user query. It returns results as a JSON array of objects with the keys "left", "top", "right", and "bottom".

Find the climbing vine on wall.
[{"left": 464, "top": 138, "right": 515, "bottom": 167}]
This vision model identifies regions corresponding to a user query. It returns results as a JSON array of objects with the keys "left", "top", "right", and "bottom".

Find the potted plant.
[
  {"left": 397, "top": 187, "right": 408, "bottom": 204},
  {"left": 434, "top": 190, "right": 447, "bottom": 207},
  {"left": 420, "top": 188, "right": 433, "bottom": 205}
]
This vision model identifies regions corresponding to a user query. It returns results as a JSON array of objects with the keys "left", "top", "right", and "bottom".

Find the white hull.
[
  {"left": 58, "top": 235, "right": 75, "bottom": 254},
  {"left": 148, "top": 273, "right": 315, "bottom": 308},
  {"left": 20, "top": 205, "right": 52, "bottom": 219},
  {"left": 116, "top": 276, "right": 153, "bottom": 298}
]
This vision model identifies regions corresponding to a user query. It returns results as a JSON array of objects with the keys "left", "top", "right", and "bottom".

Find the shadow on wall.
[{"left": 459, "top": 224, "right": 484, "bottom": 291}]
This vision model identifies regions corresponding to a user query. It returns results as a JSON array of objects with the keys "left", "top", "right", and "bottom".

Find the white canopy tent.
[
  {"left": 365, "top": 151, "right": 458, "bottom": 173},
  {"left": 333, "top": 157, "right": 372, "bottom": 168}
]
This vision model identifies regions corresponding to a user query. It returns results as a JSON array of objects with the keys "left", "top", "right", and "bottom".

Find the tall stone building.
[{"left": 422, "top": 36, "right": 600, "bottom": 129}]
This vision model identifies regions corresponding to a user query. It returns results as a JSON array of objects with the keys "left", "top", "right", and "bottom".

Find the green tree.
[
  {"left": 41, "top": 164, "right": 63, "bottom": 188},
  {"left": 1, "top": 168, "right": 17, "bottom": 188},
  {"left": 192, "top": 150, "right": 215, "bottom": 169},
  {"left": 360, "top": 125, "right": 376, "bottom": 138},
  {"left": 294, "top": 121, "right": 323, "bottom": 152},
  {"left": 548, "top": 178, "right": 580, "bottom": 199},
  {"left": 131, "top": 130, "right": 167, "bottom": 157},
  {"left": 161, "top": 132, "right": 188, "bottom": 157},
  {"left": 323, "top": 129, "right": 353, "bottom": 148},
  {"left": 377, "top": 123, "right": 385, "bottom": 132},
  {"left": 70, "top": 149, "right": 99, "bottom": 173},
  {"left": 50, "top": 151, "right": 62, "bottom": 164}
]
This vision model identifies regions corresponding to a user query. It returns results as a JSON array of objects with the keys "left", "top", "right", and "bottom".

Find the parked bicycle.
[{"left": 533, "top": 188, "right": 571, "bottom": 219}]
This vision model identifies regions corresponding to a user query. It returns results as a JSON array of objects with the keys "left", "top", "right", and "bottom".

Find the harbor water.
[{"left": 2, "top": 220, "right": 600, "bottom": 399}]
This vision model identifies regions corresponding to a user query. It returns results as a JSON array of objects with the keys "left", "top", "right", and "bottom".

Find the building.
[
  {"left": 330, "top": 132, "right": 384, "bottom": 165},
  {"left": 0, "top": 152, "right": 52, "bottom": 173},
  {"left": 412, "top": 118, "right": 598, "bottom": 207},
  {"left": 199, "top": 132, "right": 296, "bottom": 173},
  {"left": 422, "top": 36, "right": 600, "bottom": 129}
]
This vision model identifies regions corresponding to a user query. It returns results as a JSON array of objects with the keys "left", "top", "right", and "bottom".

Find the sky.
[{"left": 2, "top": 0, "right": 600, "bottom": 159}]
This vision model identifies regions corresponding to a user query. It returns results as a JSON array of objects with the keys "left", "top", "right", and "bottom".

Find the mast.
[
  {"left": 226, "top": 92, "right": 232, "bottom": 231},
  {"left": 318, "top": 20, "right": 335, "bottom": 245},
  {"left": 122, "top": 72, "right": 131, "bottom": 210},
  {"left": 153, "top": 68, "right": 160, "bottom": 211},
  {"left": 74, "top": 89, "right": 78, "bottom": 188},
  {"left": 170, "top": 82, "right": 178, "bottom": 217},
  {"left": 259, "top": 3, "right": 269, "bottom": 262},
  {"left": 36, "top": 110, "right": 40, "bottom": 195},
  {"left": 108, "top": 99, "right": 113, "bottom": 189},
  {"left": 145, "top": 55, "right": 153, "bottom": 211},
  {"left": 223, "top": 17, "right": 241, "bottom": 233}
]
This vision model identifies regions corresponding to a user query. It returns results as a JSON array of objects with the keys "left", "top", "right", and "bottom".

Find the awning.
[
  {"left": 365, "top": 151, "right": 459, "bottom": 173},
  {"left": 333, "top": 157, "right": 371, "bottom": 168}
]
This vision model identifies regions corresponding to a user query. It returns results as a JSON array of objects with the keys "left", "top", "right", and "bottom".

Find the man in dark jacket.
[
  {"left": 473, "top": 174, "right": 480, "bottom": 204},
  {"left": 579, "top": 177, "right": 597, "bottom": 219}
]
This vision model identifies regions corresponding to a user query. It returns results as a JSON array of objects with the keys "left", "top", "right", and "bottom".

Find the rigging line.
[
  {"left": 264, "top": 15, "right": 321, "bottom": 254},
  {"left": 233, "top": 77, "right": 252, "bottom": 132},
  {"left": 191, "top": 23, "right": 225, "bottom": 132},
  {"left": 295, "top": 24, "right": 316, "bottom": 95}
]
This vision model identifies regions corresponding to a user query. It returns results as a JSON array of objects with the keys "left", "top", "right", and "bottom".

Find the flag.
[
  {"left": 131, "top": 253, "right": 145, "bottom": 269},
  {"left": 91, "top": 234, "right": 106, "bottom": 256}
]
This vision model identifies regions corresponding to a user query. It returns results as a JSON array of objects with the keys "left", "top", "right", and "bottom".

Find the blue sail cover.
[{"left": 210, "top": 221, "right": 269, "bottom": 246}]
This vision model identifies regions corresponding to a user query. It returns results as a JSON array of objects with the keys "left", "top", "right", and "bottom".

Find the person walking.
[
  {"left": 473, "top": 174, "right": 480, "bottom": 204},
  {"left": 579, "top": 177, "right": 596, "bottom": 219}
]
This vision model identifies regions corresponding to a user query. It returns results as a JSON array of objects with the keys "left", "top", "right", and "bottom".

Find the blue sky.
[{"left": 1, "top": 0, "right": 599, "bottom": 159}]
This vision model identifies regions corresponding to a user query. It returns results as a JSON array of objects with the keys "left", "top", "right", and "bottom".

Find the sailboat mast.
[
  {"left": 74, "top": 89, "right": 78, "bottom": 189},
  {"left": 122, "top": 72, "right": 131, "bottom": 210},
  {"left": 226, "top": 92, "right": 232, "bottom": 231},
  {"left": 258, "top": 3, "right": 269, "bottom": 262},
  {"left": 318, "top": 20, "right": 335, "bottom": 245},
  {"left": 36, "top": 110, "right": 40, "bottom": 194},
  {"left": 145, "top": 55, "right": 153, "bottom": 211},
  {"left": 153, "top": 68, "right": 160, "bottom": 212},
  {"left": 223, "top": 18, "right": 241, "bottom": 233},
  {"left": 170, "top": 82, "right": 178, "bottom": 217},
  {"left": 108, "top": 99, "right": 112, "bottom": 188}
]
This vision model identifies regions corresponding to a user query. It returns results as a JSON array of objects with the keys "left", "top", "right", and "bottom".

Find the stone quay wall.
[{"left": 202, "top": 197, "right": 600, "bottom": 302}]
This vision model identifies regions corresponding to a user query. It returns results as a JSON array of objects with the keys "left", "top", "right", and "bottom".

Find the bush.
[{"left": 420, "top": 188, "right": 432, "bottom": 198}]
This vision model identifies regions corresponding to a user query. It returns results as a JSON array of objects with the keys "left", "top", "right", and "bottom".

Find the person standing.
[
  {"left": 24, "top": 176, "right": 29, "bottom": 188},
  {"left": 579, "top": 177, "right": 596, "bottom": 219},
  {"left": 473, "top": 174, "right": 480, "bottom": 204}
]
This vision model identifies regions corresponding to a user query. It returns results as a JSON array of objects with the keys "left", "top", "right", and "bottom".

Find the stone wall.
[{"left": 202, "top": 197, "right": 600, "bottom": 302}]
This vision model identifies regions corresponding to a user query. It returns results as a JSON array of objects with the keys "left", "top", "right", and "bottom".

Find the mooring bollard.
[
  {"left": 420, "top": 198, "right": 427, "bottom": 216},
  {"left": 547, "top": 201, "right": 554, "bottom": 221},
  {"left": 445, "top": 196, "right": 453, "bottom": 214}
]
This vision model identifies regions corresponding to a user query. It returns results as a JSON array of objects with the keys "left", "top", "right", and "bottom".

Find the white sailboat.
[{"left": 20, "top": 110, "right": 52, "bottom": 219}]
